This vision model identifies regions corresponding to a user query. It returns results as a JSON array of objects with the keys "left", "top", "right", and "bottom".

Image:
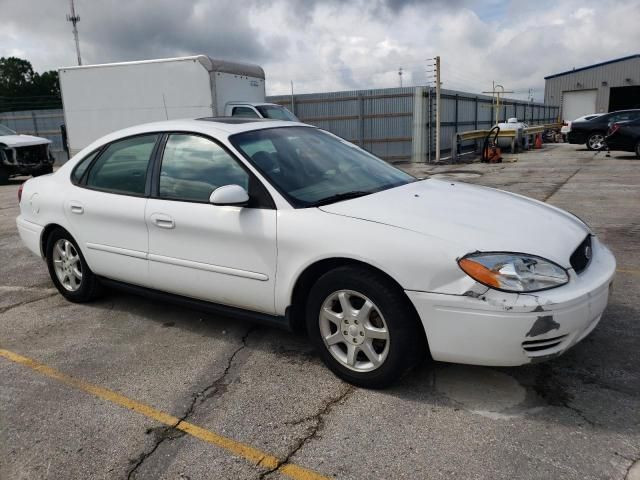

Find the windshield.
[
  {"left": 230, "top": 127, "right": 415, "bottom": 207},
  {"left": 0, "top": 124, "right": 17, "bottom": 135},
  {"left": 255, "top": 105, "right": 299, "bottom": 122}
]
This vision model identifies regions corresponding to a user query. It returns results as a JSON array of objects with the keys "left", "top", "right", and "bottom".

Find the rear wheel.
[
  {"left": 45, "top": 228, "right": 101, "bottom": 302},
  {"left": 0, "top": 167, "right": 8, "bottom": 185},
  {"left": 306, "top": 266, "right": 426, "bottom": 388},
  {"left": 586, "top": 132, "right": 605, "bottom": 150}
]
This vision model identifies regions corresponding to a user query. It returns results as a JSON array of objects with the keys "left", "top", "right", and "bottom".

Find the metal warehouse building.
[{"left": 544, "top": 54, "right": 640, "bottom": 122}]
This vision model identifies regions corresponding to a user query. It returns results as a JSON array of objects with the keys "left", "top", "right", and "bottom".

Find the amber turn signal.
[{"left": 458, "top": 258, "right": 501, "bottom": 288}]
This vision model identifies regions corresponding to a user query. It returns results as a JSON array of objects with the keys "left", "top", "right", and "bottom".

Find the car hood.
[
  {"left": 0, "top": 134, "right": 51, "bottom": 147},
  {"left": 319, "top": 179, "right": 589, "bottom": 267}
]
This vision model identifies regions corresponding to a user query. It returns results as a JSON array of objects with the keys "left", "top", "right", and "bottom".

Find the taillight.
[
  {"left": 608, "top": 123, "right": 621, "bottom": 136},
  {"left": 18, "top": 183, "right": 24, "bottom": 203}
]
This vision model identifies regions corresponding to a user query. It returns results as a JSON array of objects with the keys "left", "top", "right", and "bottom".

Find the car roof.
[
  {"left": 225, "top": 102, "right": 283, "bottom": 107},
  {"left": 101, "top": 118, "right": 312, "bottom": 139},
  {"left": 604, "top": 109, "right": 640, "bottom": 115},
  {"left": 72, "top": 118, "right": 314, "bottom": 161}
]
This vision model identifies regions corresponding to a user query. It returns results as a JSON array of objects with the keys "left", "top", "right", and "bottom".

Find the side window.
[
  {"left": 232, "top": 106, "right": 260, "bottom": 118},
  {"left": 159, "top": 134, "right": 249, "bottom": 202},
  {"left": 71, "top": 149, "right": 100, "bottom": 184},
  {"left": 85, "top": 134, "right": 158, "bottom": 195}
]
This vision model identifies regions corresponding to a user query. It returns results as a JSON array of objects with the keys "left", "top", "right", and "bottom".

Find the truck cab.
[{"left": 225, "top": 102, "right": 299, "bottom": 121}]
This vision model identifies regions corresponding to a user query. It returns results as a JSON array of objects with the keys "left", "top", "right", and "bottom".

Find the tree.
[
  {"left": 0, "top": 57, "right": 35, "bottom": 96},
  {"left": 0, "top": 57, "right": 62, "bottom": 111}
]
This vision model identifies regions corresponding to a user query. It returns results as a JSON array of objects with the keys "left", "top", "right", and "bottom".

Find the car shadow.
[
  {"left": 607, "top": 153, "right": 639, "bottom": 160},
  {"left": 85, "top": 287, "right": 639, "bottom": 436}
]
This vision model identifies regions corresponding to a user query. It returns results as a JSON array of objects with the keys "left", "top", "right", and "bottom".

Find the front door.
[{"left": 145, "top": 133, "right": 277, "bottom": 314}]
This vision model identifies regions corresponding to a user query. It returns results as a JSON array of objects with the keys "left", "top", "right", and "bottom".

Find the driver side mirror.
[{"left": 209, "top": 184, "right": 250, "bottom": 207}]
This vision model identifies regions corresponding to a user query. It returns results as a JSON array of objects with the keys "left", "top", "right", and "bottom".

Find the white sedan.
[{"left": 16, "top": 118, "right": 616, "bottom": 388}]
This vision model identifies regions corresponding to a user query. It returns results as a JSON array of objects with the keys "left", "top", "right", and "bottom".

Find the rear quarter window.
[
  {"left": 85, "top": 134, "right": 158, "bottom": 195},
  {"left": 71, "top": 150, "right": 100, "bottom": 184}
]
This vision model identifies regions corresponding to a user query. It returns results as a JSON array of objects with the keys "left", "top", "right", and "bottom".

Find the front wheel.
[
  {"left": 0, "top": 167, "right": 8, "bottom": 185},
  {"left": 586, "top": 132, "right": 605, "bottom": 150},
  {"left": 45, "top": 228, "right": 101, "bottom": 302},
  {"left": 306, "top": 266, "right": 426, "bottom": 388}
]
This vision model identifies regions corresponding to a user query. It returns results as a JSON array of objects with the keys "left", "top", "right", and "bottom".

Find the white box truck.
[{"left": 59, "top": 55, "right": 297, "bottom": 155}]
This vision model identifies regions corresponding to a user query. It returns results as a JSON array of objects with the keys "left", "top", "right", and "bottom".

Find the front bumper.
[
  {"left": 406, "top": 238, "right": 616, "bottom": 366},
  {"left": 1, "top": 144, "right": 54, "bottom": 175},
  {"left": 567, "top": 131, "right": 586, "bottom": 144}
]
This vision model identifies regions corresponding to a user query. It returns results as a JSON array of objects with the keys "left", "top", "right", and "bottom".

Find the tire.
[
  {"left": 0, "top": 167, "right": 8, "bottom": 185},
  {"left": 306, "top": 265, "right": 426, "bottom": 388},
  {"left": 33, "top": 165, "right": 53, "bottom": 177},
  {"left": 636, "top": 141, "right": 640, "bottom": 159},
  {"left": 586, "top": 132, "right": 605, "bottom": 151},
  {"left": 45, "top": 228, "right": 101, "bottom": 302}
]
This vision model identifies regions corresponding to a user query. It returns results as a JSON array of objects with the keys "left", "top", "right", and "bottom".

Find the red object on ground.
[{"left": 534, "top": 134, "right": 543, "bottom": 149}]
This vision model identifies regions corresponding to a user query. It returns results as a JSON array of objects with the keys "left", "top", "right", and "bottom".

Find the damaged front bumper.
[
  {"left": 406, "top": 237, "right": 616, "bottom": 366},
  {"left": 1, "top": 143, "right": 54, "bottom": 175}
]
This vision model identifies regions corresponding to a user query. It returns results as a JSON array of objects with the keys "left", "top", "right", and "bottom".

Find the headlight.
[{"left": 458, "top": 253, "right": 569, "bottom": 292}]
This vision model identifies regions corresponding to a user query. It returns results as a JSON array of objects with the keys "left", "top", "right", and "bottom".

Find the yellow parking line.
[
  {"left": 617, "top": 268, "right": 640, "bottom": 275},
  {"left": 0, "top": 348, "right": 329, "bottom": 480}
]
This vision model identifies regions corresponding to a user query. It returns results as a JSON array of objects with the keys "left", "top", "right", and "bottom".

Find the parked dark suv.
[{"left": 568, "top": 109, "right": 640, "bottom": 150}]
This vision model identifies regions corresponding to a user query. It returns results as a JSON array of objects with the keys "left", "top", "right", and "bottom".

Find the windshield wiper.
[{"left": 307, "top": 191, "right": 372, "bottom": 207}]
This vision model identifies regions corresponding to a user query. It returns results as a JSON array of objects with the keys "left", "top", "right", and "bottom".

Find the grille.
[
  {"left": 15, "top": 144, "right": 48, "bottom": 165},
  {"left": 570, "top": 235, "right": 592, "bottom": 274},
  {"left": 522, "top": 334, "right": 568, "bottom": 353}
]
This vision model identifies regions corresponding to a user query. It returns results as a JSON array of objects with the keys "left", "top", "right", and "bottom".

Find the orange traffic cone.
[{"left": 534, "top": 134, "right": 543, "bottom": 149}]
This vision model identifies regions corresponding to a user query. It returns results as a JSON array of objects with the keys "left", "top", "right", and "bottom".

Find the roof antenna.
[{"left": 162, "top": 93, "right": 168, "bottom": 120}]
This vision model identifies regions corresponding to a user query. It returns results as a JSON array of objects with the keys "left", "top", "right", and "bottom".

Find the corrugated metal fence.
[
  {"left": 1, "top": 87, "right": 560, "bottom": 166},
  {"left": 269, "top": 87, "right": 560, "bottom": 163},
  {"left": 0, "top": 109, "right": 68, "bottom": 164}
]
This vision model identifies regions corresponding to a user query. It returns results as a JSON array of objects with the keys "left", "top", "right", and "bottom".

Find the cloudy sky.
[{"left": 2, "top": 0, "right": 639, "bottom": 101}]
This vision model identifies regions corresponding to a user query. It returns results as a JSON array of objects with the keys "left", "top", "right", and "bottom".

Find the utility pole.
[
  {"left": 66, "top": 0, "right": 82, "bottom": 66},
  {"left": 398, "top": 67, "right": 403, "bottom": 88},
  {"left": 482, "top": 82, "right": 513, "bottom": 124},
  {"left": 290, "top": 80, "right": 295, "bottom": 114},
  {"left": 435, "top": 56, "right": 441, "bottom": 163}
]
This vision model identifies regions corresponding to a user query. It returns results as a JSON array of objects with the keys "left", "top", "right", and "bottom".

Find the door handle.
[
  {"left": 69, "top": 202, "right": 84, "bottom": 214},
  {"left": 150, "top": 213, "right": 175, "bottom": 229}
]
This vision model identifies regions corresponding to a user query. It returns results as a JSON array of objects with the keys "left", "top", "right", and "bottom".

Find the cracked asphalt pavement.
[{"left": 1, "top": 143, "right": 639, "bottom": 479}]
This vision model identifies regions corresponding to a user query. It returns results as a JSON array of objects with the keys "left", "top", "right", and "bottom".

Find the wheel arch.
[
  {"left": 40, "top": 223, "right": 72, "bottom": 258},
  {"left": 287, "top": 257, "right": 427, "bottom": 345}
]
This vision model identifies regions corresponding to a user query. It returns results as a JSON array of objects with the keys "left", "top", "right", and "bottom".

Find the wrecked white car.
[
  {"left": 0, "top": 124, "right": 55, "bottom": 184},
  {"left": 16, "top": 118, "right": 616, "bottom": 388}
]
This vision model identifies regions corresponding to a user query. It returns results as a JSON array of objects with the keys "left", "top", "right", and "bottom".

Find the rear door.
[
  {"left": 145, "top": 133, "right": 277, "bottom": 314},
  {"left": 65, "top": 134, "right": 159, "bottom": 286}
]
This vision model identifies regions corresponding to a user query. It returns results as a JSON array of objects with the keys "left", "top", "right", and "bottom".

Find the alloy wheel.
[
  {"left": 52, "top": 239, "right": 83, "bottom": 291},
  {"left": 318, "top": 289, "right": 390, "bottom": 372},
  {"left": 588, "top": 134, "right": 605, "bottom": 150}
]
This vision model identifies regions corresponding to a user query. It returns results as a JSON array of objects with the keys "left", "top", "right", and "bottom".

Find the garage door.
[{"left": 562, "top": 90, "right": 597, "bottom": 122}]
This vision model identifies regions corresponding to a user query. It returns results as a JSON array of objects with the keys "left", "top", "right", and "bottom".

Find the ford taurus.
[{"left": 16, "top": 118, "right": 616, "bottom": 388}]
